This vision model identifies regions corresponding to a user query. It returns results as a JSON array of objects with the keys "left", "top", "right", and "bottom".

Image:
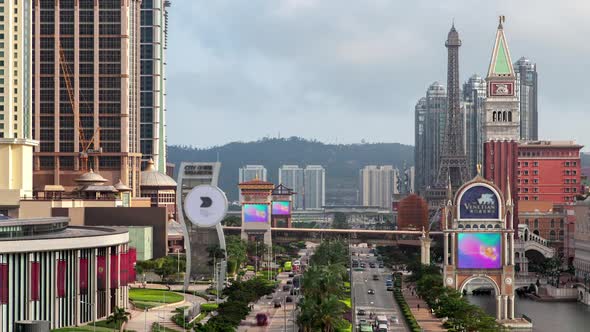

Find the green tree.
[
  {"left": 106, "top": 306, "right": 130, "bottom": 332},
  {"left": 332, "top": 212, "right": 349, "bottom": 229},
  {"left": 221, "top": 215, "right": 241, "bottom": 227}
]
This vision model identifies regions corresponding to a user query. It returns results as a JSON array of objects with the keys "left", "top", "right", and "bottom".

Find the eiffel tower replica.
[{"left": 426, "top": 23, "right": 470, "bottom": 212}]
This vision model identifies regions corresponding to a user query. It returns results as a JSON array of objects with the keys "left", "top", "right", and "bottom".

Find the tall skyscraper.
[
  {"left": 238, "top": 165, "right": 267, "bottom": 183},
  {"left": 435, "top": 24, "right": 470, "bottom": 191},
  {"left": 359, "top": 165, "right": 396, "bottom": 209},
  {"left": 0, "top": 1, "right": 38, "bottom": 212},
  {"left": 279, "top": 165, "right": 304, "bottom": 210},
  {"left": 514, "top": 57, "right": 538, "bottom": 141},
  {"left": 424, "top": 82, "right": 447, "bottom": 189},
  {"left": 482, "top": 17, "right": 520, "bottom": 229},
  {"left": 462, "top": 74, "right": 487, "bottom": 175},
  {"left": 304, "top": 165, "right": 325, "bottom": 210},
  {"left": 32, "top": 1, "right": 143, "bottom": 195},
  {"left": 140, "top": 0, "right": 171, "bottom": 171},
  {"left": 414, "top": 97, "right": 427, "bottom": 193}
]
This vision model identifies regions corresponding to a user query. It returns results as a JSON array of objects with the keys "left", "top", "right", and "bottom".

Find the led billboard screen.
[
  {"left": 272, "top": 201, "right": 290, "bottom": 215},
  {"left": 243, "top": 204, "right": 269, "bottom": 222},
  {"left": 457, "top": 233, "right": 501, "bottom": 269}
]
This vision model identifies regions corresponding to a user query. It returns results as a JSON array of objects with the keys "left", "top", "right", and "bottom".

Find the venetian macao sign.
[{"left": 459, "top": 185, "right": 500, "bottom": 220}]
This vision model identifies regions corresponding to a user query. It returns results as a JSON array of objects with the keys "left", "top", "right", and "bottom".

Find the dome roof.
[
  {"left": 141, "top": 159, "right": 177, "bottom": 187},
  {"left": 75, "top": 169, "right": 108, "bottom": 184},
  {"left": 397, "top": 194, "right": 429, "bottom": 230},
  {"left": 114, "top": 179, "right": 131, "bottom": 192}
]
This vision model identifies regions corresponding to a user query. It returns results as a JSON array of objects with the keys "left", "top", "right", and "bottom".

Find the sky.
[{"left": 165, "top": 0, "right": 590, "bottom": 150}]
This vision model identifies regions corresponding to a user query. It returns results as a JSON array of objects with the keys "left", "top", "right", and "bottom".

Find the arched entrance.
[{"left": 460, "top": 276, "right": 501, "bottom": 318}]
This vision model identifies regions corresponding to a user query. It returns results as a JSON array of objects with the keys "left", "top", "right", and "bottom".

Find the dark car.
[
  {"left": 373, "top": 275, "right": 379, "bottom": 281},
  {"left": 288, "top": 272, "right": 295, "bottom": 278},
  {"left": 369, "top": 263, "right": 376, "bottom": 268},
  {"left": 367, "top": 289, "right": 375, "bottom": 294},
  {"left": 357, "top": 309, "right": 366, "bottom": 316},
  {"left": 256, "top": 313, "right": 269, "bottom": 326},
  {"left": 274, "top": 300, "right": 282, "bottom": 308},
  {"left": 286, "top": 280, "right": 293, "bottom": 285},
  {"left": 360, "top": 263, "right": 366, "bottom": 268},
  {"left": 283, "top": 285, "right": 291, "bottom": 291},
  {"left": 379, "top": 263, "right": 384, "bottom": 268},
  {"left": 286, "top": 296, "right": 293, "bottom": 303}
]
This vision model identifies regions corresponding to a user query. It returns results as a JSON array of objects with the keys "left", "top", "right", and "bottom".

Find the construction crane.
[{"left": 58, "top": 46, "right": 101, "bottom": 171}]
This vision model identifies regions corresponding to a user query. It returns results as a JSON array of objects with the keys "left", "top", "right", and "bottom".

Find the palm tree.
[
  {"left": 106, "top": 306, "right": 130, "bottom": 332},
  {"left": 316, "top": 295, "right": 346, "bottom": 332}
]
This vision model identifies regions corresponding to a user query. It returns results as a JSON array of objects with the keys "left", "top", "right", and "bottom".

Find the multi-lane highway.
[{"left": 351, "top": 246, "right": 408, "bottom": 332}]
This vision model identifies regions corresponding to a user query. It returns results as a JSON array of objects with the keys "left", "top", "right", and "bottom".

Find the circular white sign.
[
  {"left": 184, "top": 185, "right": 228, "bottom": 227},
  {"left": 446, "top": 277, "right": 454, "bottom": 286}
]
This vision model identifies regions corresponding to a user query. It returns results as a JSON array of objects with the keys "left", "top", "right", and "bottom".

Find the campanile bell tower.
[{"left": 483, "top": 16, "right": 520, "bottom": 141}]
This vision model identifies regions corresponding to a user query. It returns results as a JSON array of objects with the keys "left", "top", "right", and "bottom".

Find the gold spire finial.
[
  {"left": 476, "top": 164, "right": 482, "bottom": 176},
  {"left": 498, "top": 15, "right": 505, "bottom": 29}
]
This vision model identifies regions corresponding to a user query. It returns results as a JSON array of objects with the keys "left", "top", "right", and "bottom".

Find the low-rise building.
[
  {"left": 573, "top": 195, "right": 590, "bottom": 305},
  {"left": 0, "top": 217, "right": 133, "bottom": 331}
]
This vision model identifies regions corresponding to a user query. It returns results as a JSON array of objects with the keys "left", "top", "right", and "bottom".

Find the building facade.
[
  {"left": 278, "top": 165, "right": 304, "bottom": 210},
  {"left": 517, "top": 141, "right": 583, "bottom": 203},
  {"left": 32, "top": 0, "right": 143, "bottom": 195},
  {"left": 140, "top": 158, "right": 177, "bottom": 217},
  {"left": 573, "top": 196, "right": 590, "bottom": 305},
  {"left": 0, "top": 0, "right": 38, "bottom": 210},
  {"left": 238, "top": 165, "right": 267, "bottom": 183},
  {"left": 140, "top": 0, "right": 171, "bottom": 171},
  {"left": 0, "top": 217, "right": 132, "bottom": 332},
  {"left": 359, "top": 165, "right": 396, "bottom": 209},
  {"left": 423, "top": 82, "right": 447, "bottom": 189},
  {"left": 514, "top": 57, "right": 538, "bottom": 141},
  {"left": 462, "top": 74, "right": 486, "bottom": 175},
  {"left": 414, "top": 97, "right": 427, "bottom": 193},
  {"left": 304, "top": 165, "right": 325, "bottom": 210},
  {"left": 518, "top": 201, "right": 567, "bottom": 254}
]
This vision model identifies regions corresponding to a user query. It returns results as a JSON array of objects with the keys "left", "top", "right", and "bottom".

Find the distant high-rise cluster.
[
  {"left": 238, "top": 165, "right": 268, "bottom": 183},
  {"left": 278, "top": 165, "right": 325, "bottom": 210}
]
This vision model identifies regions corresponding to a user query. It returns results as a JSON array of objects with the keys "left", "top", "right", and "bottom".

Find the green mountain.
[{"left": 168, "top": 137, "right": 414, "bottom": 204}]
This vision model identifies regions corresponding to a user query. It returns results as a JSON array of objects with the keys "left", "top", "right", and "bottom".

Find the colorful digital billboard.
[
  {"left": 457, "top": 233, "right": 502, "bottom": 269},
  {"left": 243, "top": 204, "right": 269, "bottom": 222},
  {"left": 458, "top": 185, "right": 500, "bottom": 220},
  {"left": 272, "top": 201, "right": 290, "bottom": 215}
]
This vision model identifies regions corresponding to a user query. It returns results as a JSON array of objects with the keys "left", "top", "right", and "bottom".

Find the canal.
[{"left": 467, "top": 295, "right": 590, "bottom": 331}]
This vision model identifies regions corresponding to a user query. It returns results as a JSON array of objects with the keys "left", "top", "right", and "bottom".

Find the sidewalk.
[{"left": 401, "top": 287, "right": 446, "bottom": 332}]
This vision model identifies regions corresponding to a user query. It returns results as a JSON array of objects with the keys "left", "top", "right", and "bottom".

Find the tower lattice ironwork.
[{"left": 435, "top": 24, "right": 470, "bottom": 190}]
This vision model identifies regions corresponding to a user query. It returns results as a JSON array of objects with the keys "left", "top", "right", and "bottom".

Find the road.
[
  {"left": 351, "top": 246, "right": 408, "bottom": 332},
  {"left": 238, "top": 247, "right": 313, "bottom": 331}
]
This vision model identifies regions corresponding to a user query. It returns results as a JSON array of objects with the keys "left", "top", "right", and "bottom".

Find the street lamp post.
[{"left": 80, "top": 301, "right": 95, "bottom": 332}]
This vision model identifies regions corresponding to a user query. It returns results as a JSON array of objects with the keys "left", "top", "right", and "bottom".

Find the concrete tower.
[{"left": 435, "top": 24, "right": 470, "bottom": 190}]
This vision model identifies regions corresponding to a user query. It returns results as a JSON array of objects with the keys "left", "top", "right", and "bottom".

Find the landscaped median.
[{"left": 129, "top": 288, "right": 184, "bottom": 310}]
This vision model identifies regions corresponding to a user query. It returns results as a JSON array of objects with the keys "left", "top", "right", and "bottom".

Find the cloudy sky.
[{"left": 166, "top": 0, "right": 590, "bottom": 149}]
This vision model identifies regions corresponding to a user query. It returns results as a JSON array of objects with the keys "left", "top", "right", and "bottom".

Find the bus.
[{"left": 284, "top": 261, "right": 292, "bottom": 272}]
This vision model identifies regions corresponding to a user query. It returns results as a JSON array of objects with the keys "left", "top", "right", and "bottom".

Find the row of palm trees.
[{"left": 297, "top": 240, "right": 350, "bottom": 332}]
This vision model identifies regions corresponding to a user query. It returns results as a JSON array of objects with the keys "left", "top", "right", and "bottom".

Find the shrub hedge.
[{"left": 393, "top": 289, "right": 422, "bottom": 332}]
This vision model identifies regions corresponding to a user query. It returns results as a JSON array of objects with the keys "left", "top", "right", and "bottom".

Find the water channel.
[{"left": 467, "top": 295, "right": 590, "bottom": 331}]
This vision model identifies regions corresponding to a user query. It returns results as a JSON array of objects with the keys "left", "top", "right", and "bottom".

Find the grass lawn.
[
  {"left": 129, "top": 288, "right": 184, "bottom": 309},
  {"left": 340, "top": 297, "right": 352, "bottom": 308}
]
